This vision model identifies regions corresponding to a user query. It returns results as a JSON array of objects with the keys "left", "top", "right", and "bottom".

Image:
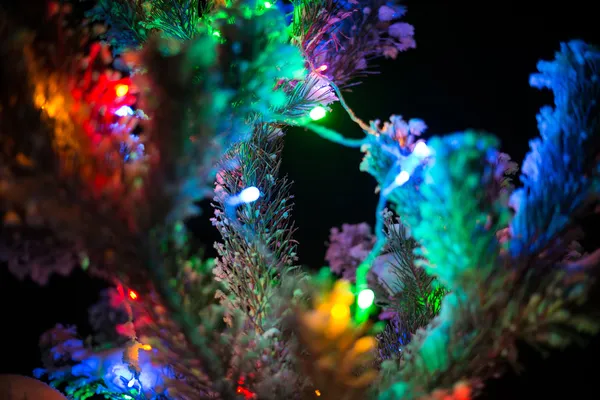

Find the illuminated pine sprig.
[
  {"left": 211, "top": 124, "right": 299, "bottom": 332},
  {"left": 372, "top": 212, "right": 446, "bottom": 351},
  {"left": 278, "top": 72, "right": 338, "bottom": 118},
  {"left": 377, "top": 43, "right": 600, "bottom": 399},
  {"left": 290, "top": 0, "right": 415, "bottom": 87},
  {"left": 510, "top": 41, "right": 600, "bottom": 257},
  {"left": 85, "top": 0, "right": 149, "bottom": 54},
  {"left": 85, "top": 0, "right": 203, "bottom": 53}
]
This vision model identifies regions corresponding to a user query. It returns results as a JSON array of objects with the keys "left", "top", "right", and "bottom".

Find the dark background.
[{"left": 1, "top": 0, "right": 599, "bottom": 398}]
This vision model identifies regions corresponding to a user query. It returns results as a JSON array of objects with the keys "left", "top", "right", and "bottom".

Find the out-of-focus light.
[
  {"left": 357, "top": 289, "right": 375, "bottom": 309},
  {"left": 309, "top": 106, "right": 327, "bottom": 121},
  {"left": 128, "top": 290, "right": 138, "bottom": 300},
  {"left": 395, "top": 170, "right": 410, "bottom": 186},
  {"left": 115, "top": 84, "right": 129, "bottom": 98},
  {"left": 330, "top": 303, "right": 350, "bottom": 320},
  {"left": 412, "top": 141, "right": 431, "bottom": 158},
  {"left": 316, "top": 64, "right": 328, "bottom": 72},
  {"left": 264, "top": 1, "right": 272, "bottom": 8},
  {"left": 239, "top": 186, "right": 260, "bottom": 203},
  {"left": 115, "top": 105, "right": 134, "bottom": 117}
]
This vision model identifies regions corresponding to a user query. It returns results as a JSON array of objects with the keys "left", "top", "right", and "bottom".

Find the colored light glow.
[
  {"left": 239, "top": 186, "right": 260, "bottom": 203},
  {"left": 309, "top": 106, "right": 327, "bottom": 120},
  {"left": 141, "top": 344, "right": 152, "bottom": 351},
  {"left": 128, "top": 290, "right": 138, "bottom": 300},
  {"left": 127, "top": 378, "right": 135, "bottom": 388},
  {"left": 236, "top": 381, "right": 254, "bottom": 399},
  {"left": 330, "top": 303, "right": 350, "bottom": 320},
  {"left": 264, "top": 1, "right": 272, "bottom": 8},
  {"left": 316, "top": 64, "right": 328, "bottom": 72},
  {"left": 413, "top": 141, "right": 431, "bottom": 158},
  {"left": 315, "top": 389, "right": 321, "bottom": 396},
  {"left": 213, "top": 31, "right": 221, "bottom": 37},
  {"left": 115, "top": 105, "right": 134, "bottom": 117},
  {"left": 115, "top": 84, "right": 129, "bottom": 98},
  {"left": 357, "top": 289, "right": 375, "bottom": 309},
  {"left": 395, "top": 170, "right": 410, "bottom": 186}
]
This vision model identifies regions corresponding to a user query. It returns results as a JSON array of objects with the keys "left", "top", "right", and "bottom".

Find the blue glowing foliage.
[
  {"left": 360, "top": 116, "right": 429, "bottom": 228},
  {"left": 377, "top": 318, "right": 411, "bottom": 361},
  {"left": 510, "top": 41, "right": 600, "bottom": 257},
  {"left": 34, "top": 294, "right": 170, "bottom": 400},
  {"left": 36, "top": 334, "right": 168, "bottom": 400}
]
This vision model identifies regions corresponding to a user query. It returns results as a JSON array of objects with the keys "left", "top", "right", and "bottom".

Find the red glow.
[
  {"left": 128, "top": 290, "right": 138, "bottom": 300},
  {"left": 236, "top": 377, "right": 255, "bottom": 399},
  {"left": 236, "top": 386, "right": 254, "bottom": 399}
]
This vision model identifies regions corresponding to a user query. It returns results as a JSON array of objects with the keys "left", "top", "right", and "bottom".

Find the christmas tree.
[{"left": 1, "top": 0, "right": 600, "bottom": 399}]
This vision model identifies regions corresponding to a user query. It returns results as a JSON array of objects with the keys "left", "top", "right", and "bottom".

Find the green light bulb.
[
  {"left": 264, "top": 1, "right": 272, "bottom": 8},
  {"left": 357, "top": 289, "right": 375, "bottom": 309},
  {"left": 309, "top": 106, "right": 327, "bottom": 120}
]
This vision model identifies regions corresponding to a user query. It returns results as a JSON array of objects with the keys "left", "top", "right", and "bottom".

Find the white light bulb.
[
  {"left": 412, "top": 141, "right": 430, "bottom": 158},
  {"left": 115, "top": 105, "right": 134, "bottom": 117},
  {"left": 395, "top": 171, "right": 410, "bottom": 186},
  {"left": 309, "top": 106, "right": 327, "bottom": 121},
  {"left": 239, "top": 186, "right": 260, "bottom": 203},
  {"left": 357, "top": 289, "right": 375, "bottom": 309}
]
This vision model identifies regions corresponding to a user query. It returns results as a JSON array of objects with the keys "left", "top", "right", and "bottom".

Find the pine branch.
[
  {"left": 212, "top": 123, "right": 299, "bottom": 332},
  {"left": 371, "top": 211, "right": 446, "bottom": 363},
  {"left": 290, "top": 0, "right": 415, "bottom": 88}
]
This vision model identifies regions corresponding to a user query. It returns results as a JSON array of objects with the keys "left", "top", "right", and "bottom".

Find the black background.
[{"left": 1, "top": 0, "right": 599, "bottom": 398}]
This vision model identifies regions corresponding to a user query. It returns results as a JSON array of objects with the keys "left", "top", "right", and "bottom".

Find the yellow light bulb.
[
  {"left": 330, "top": 303, "right": 350, "bottom": 320},
  {"left": 115, "top": 84, "right": 129, "bottom": 97}
]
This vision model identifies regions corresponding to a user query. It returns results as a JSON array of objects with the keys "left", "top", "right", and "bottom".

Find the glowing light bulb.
[
  {"left": 115, "top": 84, "right": 129, "bottom": 97},
  {"left": 264, "top": 1, "right": 272, "bottom": 8},
  {"left": 239, "top": 186, "right": 260, "bottom": 203},
  {"left": 395, "top": 170, "right": 410, "bottom": 186},
  {"left": 412, "top": 141, "right": 431, "bottom": 158},
  {"left": 115, "top": 105, "right": 133, "bottom": 117},
  {"left": 213, "top": 31, "right": 221, "bottom": 37},
  {"left": 128, "top": 290, "right": 138, "bottom": 300},
  {"left": 315, "top": 389, "right": 321, "bottom": 396},
  {"left": 316, "top": 64, "right": 328, "bottom": 72},
  {"left": 330, "top": 303, "right": 350, "bottom": 320},
  {"left": 357, "top": 289, "right": 375, "bottom": 309},
  {"left": 127, "top": 378, "right": 135, "bottom": 388},
  {"left": 309, "top": 106, "right": 327, "bottom": 121}
]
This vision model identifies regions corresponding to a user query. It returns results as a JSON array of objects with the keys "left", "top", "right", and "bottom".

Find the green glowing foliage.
[
  {"left": 86, "top": 0, "right": 203, "bottom": 53},
  {"left": 413, "top": 132, "right": 509, "bottom": 290},
  {"left": 370, "top": 211, "right": 447, "bottom": 363}
]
